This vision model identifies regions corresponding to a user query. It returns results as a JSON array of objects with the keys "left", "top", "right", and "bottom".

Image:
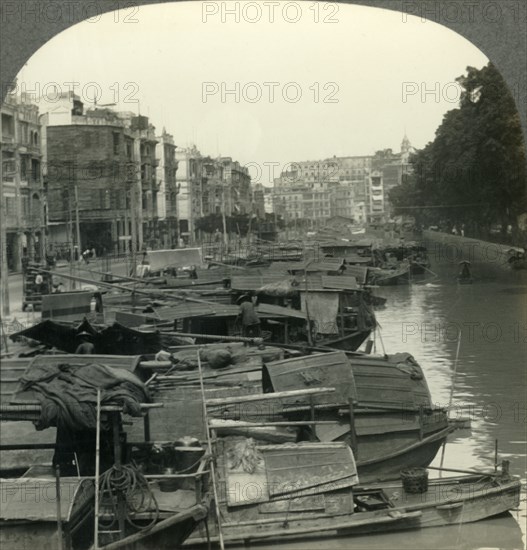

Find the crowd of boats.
[{"left": 0, "top": 234, "right": 522, "bottom": 549}]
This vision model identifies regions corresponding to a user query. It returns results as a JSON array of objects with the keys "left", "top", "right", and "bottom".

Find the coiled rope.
[{"left": 99, "top": 463, "right": 159, "bottom": 532}]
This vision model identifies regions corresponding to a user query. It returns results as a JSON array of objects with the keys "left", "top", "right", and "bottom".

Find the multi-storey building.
[
  {"left": 272, "top": 138, "right": 413, "bottom": 226},
  {"left": 263, "top": 186, "right": 274, "bottom": 214},
  {"left": 1, "top": 93, "right": 45, "bottom": 271},
  {"left": 156, "top": 130, "right": 179, "bottom": 247},
  {"left": 175, "top": 145, "right": 203, "bottom": 244},
  {"left": 369, "top": 171, "right": 385, "bottom": 223},
  {"left": 176, "top": 148, "right": 252, "bottom": 243},
  {"left": 251, "top": 183, "right": 266, "bottom": 219},
  {"left": 45, "top": 99, "right": 161, "bottom": 255}
]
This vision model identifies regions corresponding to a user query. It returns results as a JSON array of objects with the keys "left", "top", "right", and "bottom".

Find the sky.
[{"left": 18, "top": 1, "right": 488, "bottom": 186}]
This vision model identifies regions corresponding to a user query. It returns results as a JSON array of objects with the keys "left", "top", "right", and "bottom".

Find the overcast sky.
[{"left": 19, "top": 1, "right": 488, "bottom": 185}]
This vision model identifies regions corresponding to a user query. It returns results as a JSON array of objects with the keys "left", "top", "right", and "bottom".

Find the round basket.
[{"left": 400, "top": 468, "right": 429, "bottom": 494}]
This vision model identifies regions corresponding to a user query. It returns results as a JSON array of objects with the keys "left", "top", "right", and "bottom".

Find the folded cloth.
[{"left": 20, "top": 362, "right": 150, "bottom": 431}]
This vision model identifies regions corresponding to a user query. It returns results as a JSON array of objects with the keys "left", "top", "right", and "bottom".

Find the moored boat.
[
  {"left": 457, "top": 260, "right": 473, "bottom": 284},
  {"left": 186, "top": 437, "right": 521, "bottom": 546}
]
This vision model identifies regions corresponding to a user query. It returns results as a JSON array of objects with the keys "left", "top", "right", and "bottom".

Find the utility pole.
[
  {"left": 221, "top": 183, "right": 228, "bottom": 248},
  {"left": 74, "top": 182, "right": 81, "bottom": 257},
  {"left": 67, "top": 186, "right": 76, "bottom": 289},
  {"left": 0, "top": 143, "right": 10, "bottom": 316}
]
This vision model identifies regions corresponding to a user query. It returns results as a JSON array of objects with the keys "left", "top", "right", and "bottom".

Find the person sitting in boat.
[
  {"left": 458, "top": 261, "right": 472, "bottom": 281},
  {"left": 75, "top": 331, "right": 95, "bottom": 354},
  {"left": 237, "top": 294, "right": 261, "bottom": 338}
]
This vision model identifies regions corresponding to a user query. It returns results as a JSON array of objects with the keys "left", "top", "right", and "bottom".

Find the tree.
[
  {"left": 195, "top": 213, "right": 252, "bottom": 237},
  {"left": 389, "top": 63, "right": 526, "bottom": 239}
]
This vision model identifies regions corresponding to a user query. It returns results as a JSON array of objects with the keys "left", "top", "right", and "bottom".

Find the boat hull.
[
  {"left": 316, "top": 329, "right": 372, "bottom": 351},
  {"left": 355, "top": 425, "right": 453, "bottom": 482},
  {"left": 188, "top": 476, "right": 521, "bottom": 545}
]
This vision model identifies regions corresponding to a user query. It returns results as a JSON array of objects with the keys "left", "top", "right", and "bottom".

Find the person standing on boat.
[
  {"left": 75, "top": 331, "right": 95, "bottom": 354},
  {"left": 237, "top": 294, "right": 261, "bottom": 338}
]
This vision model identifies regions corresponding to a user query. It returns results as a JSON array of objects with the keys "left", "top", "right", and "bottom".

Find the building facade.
[
  {"left": 45, "top": 101, "right": 163, "bottom": 255},
  {"left": 1, "top": 94, "right": 45, "bottom": 271},
  {"left": 156, "top": 130, "right": 179, "bottom": 247},
  {"left": 271, "top": 137, "right": 414, "bottom": 226},
  {"left": 176, "top": 148, "right": 252, "bottom": 243},
  {"left": 175, "top": 145, "right": 203, "bottom": 244}
]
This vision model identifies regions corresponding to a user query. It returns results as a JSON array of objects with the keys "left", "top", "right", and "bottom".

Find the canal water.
[{"left": 235, "top": 249, "right": 527, "bottom": 549}]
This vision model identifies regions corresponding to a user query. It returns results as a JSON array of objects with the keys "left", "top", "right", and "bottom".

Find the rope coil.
[{"left": 99, "top": 464, "right": 159, "bottom": 532}]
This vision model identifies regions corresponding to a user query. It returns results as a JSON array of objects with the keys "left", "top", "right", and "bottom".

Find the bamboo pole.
[
  {"left": 426, "top": 465, "right": 499, "bottom": 476},
  {"left": 439, "top": 334, "right": 462, "bottom": 476},
  {"left": 36, "top": 267, "right": 216, "bottom": 305},
  {"left": 165, "top": 332, "right": 263, "bottom": 345},
  {"left": 197, "top": 348, "right": 225, "bottom": 550},
  {"left": 94, "top": 389, "right": 102, "bottom": 550},
  {"left": 205, "top": 387, "right": 335, "bottom": 406},
  {"left": 0, "top": 143, "right": 10, "bottom": 315},
  {"left": 98, "top": 505, "right": 208, "bottom": 550},
  {"left": 55, "top": 465, "right": 64, "bottom": 550},
  {"left": 209, "top": 420, "right": 339, "bottom": 428}
]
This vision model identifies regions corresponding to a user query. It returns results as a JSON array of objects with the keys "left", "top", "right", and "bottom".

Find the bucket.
[
  {"left": 401, "top": 468, "right": 428, "bottom": 494},
  {"left": 174, "top": 437, "right": 205, "bottom": 474}
]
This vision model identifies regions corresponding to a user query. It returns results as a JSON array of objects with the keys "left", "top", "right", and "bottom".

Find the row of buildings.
[
  {"left": 1, "top": 89, "right": 414, "bottom": 271},
  {"left": 1, "top": 91, "right": 254, "bottom": 271},
  {"left": 271, "top": 136, "right": 415, "bottom": 228}
]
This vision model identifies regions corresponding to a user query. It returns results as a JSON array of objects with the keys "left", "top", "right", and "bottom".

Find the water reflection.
[{"left": 238, "top": 254, "right": 526, "bottom": 549}]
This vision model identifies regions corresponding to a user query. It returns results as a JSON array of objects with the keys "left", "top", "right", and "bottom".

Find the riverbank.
[{"left": 422, "top": 230, "right": 524, "bottom": 268}]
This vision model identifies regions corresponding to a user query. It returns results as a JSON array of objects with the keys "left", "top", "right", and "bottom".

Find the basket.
[{"left": 400, "top": 468, "right": 428, "bottom": 494}]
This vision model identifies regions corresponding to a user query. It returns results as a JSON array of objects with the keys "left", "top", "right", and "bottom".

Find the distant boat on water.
[{"left": 457, "top": 261, "right": 473, "bottom": 284}]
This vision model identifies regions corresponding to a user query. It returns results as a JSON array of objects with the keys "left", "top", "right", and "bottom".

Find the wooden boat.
[
  {"left": 187, "top": 438, "right": 521, "bottom": 546},
  {"left": 137, "top": 349, "right": 458, "bottom": 483},
  {"left": 0, "top": 355, "right": 210, "bottom": 550},
  {"left": 374, "top": 242, "right": 430, "bottom": 276},
  {"left": 457, "top": 261, "right": 473, "bottom": 284},
  {"left": 319, "top": 240, "right": 376, "bottom": 266},
  {"left": 368, "top": 264, "right": 412, "bottom": 286},
  {"left": 507, "top": 248, "right": 527, "bottom": 270}
]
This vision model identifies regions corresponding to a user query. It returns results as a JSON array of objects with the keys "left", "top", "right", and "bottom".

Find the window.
[
  {"left": 2, "top": 151, "right": 15, "bottom": 182},
  {"left": 22, "top": 195, "right": 30, "bottom": 216},
  {"left": 20, "top": 156, "right": 28, "bottom": 180},
  {"left": 5, "top": 197, "right": 15, "bottom": 214},
  {"left": 1, "top": 114, "right": 14, "bottom": 138},
  {"left": 113, "top": 133, "right": 120, "bottom": 155},
  {"left": 31, "top": 159, "right": 40, "bottom": 183},
  {"left": 20, "top": 122, "right": 29, "bottom": 143},
  {"left": 99, "top": 189, "right": 111, "bottom": 209}
]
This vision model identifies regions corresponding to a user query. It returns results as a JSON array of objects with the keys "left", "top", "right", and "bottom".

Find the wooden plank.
[
  {"left": 354, "top": 413, "right": 421, "bottom": 436},
  {"left": 263, "top": 352, "right": 357, "bottom": 406},
  {"left": 321, "top": 275, "right": 359, "bottom": 290},
  {"left": 230, "top": 274, "right": 290, "bottom": 291},
  {"left": 256, "top": 303, "right": 308, "bottom": 320},
  {"left": 261, "top": 444, "right": 358, "bottom": 497},
  {"left": 205, "top": 387, "right": 336, "bottom": 406}
]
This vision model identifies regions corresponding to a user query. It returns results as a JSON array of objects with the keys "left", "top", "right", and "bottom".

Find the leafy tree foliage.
[
  {"left": 390, "top": 63, "right": 526, "bottom": 239},
  {"left": 195, "top": 213, "right": 251, "bottom": 236}
]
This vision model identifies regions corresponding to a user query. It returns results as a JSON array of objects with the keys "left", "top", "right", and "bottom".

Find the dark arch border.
[{"left": 1, "top": 0, "right": 526, "bottom": 144}]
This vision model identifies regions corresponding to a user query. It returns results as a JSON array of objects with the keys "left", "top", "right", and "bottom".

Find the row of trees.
[
  {"left": 194, "top": 213, "right": 284, "bottom": 237},
  {"left": 390, "top": 63, "right": 526, "bottom": 242}
]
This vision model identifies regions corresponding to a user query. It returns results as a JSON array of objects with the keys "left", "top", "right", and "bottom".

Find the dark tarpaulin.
[
  {"left": 10, "top": 318, "right": 163, "bottom": 355},
  {"left": 18, "top": 362, "right": 150, "bottom": 431}
]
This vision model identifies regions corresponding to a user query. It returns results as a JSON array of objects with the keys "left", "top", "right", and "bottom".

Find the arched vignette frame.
[{"left": 0, "top": 0, "right": 526, "bottom": 147}]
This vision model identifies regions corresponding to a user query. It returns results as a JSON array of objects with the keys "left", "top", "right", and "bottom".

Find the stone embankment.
[{"left": 422, "top": 230, "right": 523, "bottom": 268}]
